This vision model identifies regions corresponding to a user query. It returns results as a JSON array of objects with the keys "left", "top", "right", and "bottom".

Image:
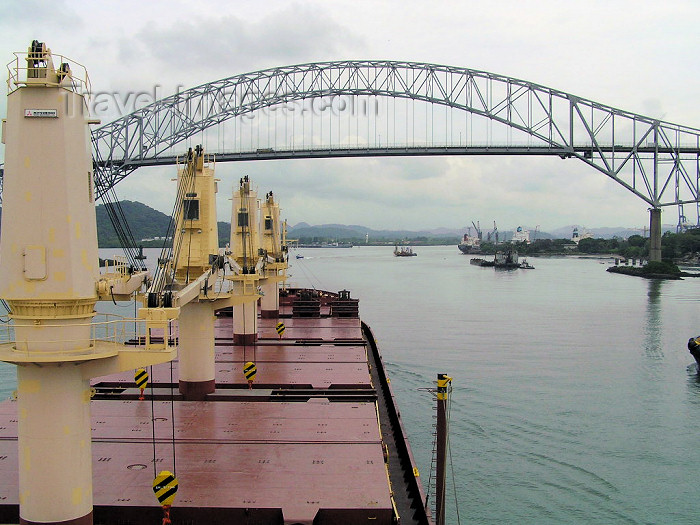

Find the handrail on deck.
[{"left": 0, "top": 314, "right": 176, "bottom": 356}]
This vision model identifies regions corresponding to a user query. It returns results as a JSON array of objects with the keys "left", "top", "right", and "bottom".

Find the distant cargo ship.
[
  {"left": 458, "top": 222, "right": 482, "bottom": 254},
  {"left": 511, "top": 226, "right": 530, "bottom": 243}
]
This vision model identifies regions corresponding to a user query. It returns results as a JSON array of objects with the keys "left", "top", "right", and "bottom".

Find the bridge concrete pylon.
[{"left": 649, "top": 208, "right": 662, "bottom": 262}]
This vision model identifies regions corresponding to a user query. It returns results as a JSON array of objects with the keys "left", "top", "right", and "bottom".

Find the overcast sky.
[{"left": 2, "top": 0, "right": 699, "bottom": 232}]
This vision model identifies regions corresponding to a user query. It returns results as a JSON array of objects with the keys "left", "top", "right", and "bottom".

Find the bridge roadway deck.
[
  {"left": 95, "top": 143, "right": 700, "bottom": 170},
  {"left": 0, "top": 292, "right": 428, "bottom": 524}
]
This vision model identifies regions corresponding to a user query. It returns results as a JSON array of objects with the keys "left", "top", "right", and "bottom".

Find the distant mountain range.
[
  {"left": 287, "top": 222, "right": 464, "bottom": 241},
  {"left": 286, "top": 222, "right": 672, "bottom": 242},
  {"left": 0, "top": 198, "right": 682, "bottom": 244},
  {"left": 79, "top": 201, "right": 675, "bottom": 246}
]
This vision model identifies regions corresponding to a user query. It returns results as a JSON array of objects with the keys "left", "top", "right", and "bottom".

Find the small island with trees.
[{"left": 480, "top": 230, "right": 700, "bottom": 279}]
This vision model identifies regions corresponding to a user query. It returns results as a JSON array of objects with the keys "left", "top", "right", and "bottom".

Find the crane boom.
[{"left": 471, "top": 221, "right": 482, "bottom": 240}]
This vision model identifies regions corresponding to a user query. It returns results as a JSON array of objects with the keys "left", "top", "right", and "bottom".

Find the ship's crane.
[
  {"left": 140, "top": 149, "right": 288, "bottom": 398},
  {"left": 0, "top": 42, "right": 180, "bottom": 524},
  {"left": 472, "top": 221, "right": 482, "bottom": 241}
]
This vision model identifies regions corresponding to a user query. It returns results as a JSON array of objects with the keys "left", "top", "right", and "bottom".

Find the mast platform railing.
[{"left": 0, "top": 314, "right": 176, "bottom": 357}]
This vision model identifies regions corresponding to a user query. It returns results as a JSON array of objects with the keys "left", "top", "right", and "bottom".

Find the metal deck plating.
[{"left": 0, "top": 289, "right": 430, "bottom": 525}]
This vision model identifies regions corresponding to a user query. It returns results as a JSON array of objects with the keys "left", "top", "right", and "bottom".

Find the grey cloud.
[
  {"left": 0, "top": 0, "right": 81, "bottom": 27},
  {"left": 120, "top": 4, "right": 365, "bottom": 78},
  {"left": 233, "top": 157, "right": 452, "bottom": 205},
  {"left": 641, "top": 99, "right": 665, "bottom": 121},
  {"left": 118, "top": 152, "right": 651, "bottom": 231}
]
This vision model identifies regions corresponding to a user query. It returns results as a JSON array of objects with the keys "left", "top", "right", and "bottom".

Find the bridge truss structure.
[{"left": 3, "top": 60, "right": 700, "bottom": 227}]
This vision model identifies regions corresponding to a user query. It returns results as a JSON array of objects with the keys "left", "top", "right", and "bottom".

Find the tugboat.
[
  {"left": 519, "top": 259, "right": 535, "bottom": 269},
  {"left": 394, "top": 244, "right": 418, "bottom": 257},
  {"left": 689, "top": 336, "right": 700, "bottom": 370}
]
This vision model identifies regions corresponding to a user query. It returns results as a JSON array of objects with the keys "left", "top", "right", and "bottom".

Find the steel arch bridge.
[
  {"left": 3, "top": 60, "right": 700, "bottom": 224},
  {"left": 90, "top": 60, "right": 700, "bottom": 222}
]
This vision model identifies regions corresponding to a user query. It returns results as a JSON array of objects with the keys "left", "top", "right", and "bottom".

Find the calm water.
[{"left": 1, "top": 246, "right": 698, "bottom": 524}]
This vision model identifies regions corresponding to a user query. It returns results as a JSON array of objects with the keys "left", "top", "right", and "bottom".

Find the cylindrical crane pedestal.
[
  {"left": 178, "top": 302, "right": 216, "bottom": 400},
  {"left": 260, "top": 281, "right": 280, "bottom": 318},
  {"left": 233, "top": 301, "right": 258, "bottom": 344},
  {"left": 17, "top": 365, "right": 93, "bottom": 525}
]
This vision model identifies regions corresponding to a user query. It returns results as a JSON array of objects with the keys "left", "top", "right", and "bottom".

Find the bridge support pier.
[{"left": 649, "top": 208, "right": 662, "bottom": 262}]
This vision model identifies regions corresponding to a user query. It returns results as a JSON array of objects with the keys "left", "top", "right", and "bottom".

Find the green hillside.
[
  {"left": 96, "top": 201, "right": 172, "bottom": 247},
  {"left": 96, "top": 201, "right": 231, "bottom": 248}
]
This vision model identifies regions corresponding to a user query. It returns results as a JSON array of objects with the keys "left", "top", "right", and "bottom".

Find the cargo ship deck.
[{"left": 0, "top": 289, "right": 430, "bottom": 525}]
